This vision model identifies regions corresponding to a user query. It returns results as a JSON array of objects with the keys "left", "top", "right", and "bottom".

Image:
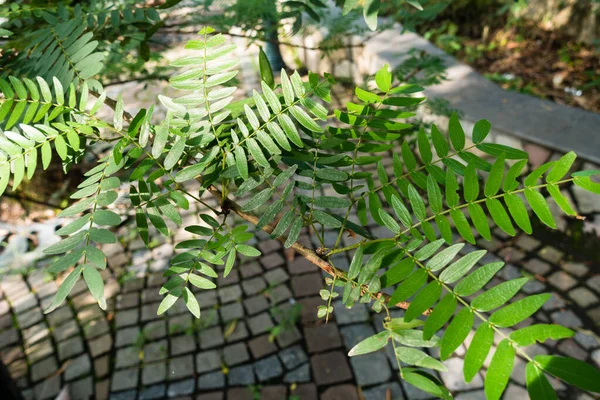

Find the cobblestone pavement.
[{"left": 1, "top": 37, "right": 600, "bottom": 400}]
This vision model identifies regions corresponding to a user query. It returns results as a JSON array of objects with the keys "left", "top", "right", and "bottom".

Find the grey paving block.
[{"left": 254, "top": 355, "right": 284, "bottom": 382}]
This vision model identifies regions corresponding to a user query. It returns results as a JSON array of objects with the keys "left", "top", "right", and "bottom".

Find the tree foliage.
[{"left": 1, "top": 1, "right": 600, "bottom": 399}]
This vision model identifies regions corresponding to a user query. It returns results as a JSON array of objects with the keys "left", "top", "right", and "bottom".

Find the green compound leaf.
[
  {"left": 440, "top": 307, "right": 473, "bottom": 360},
  {"left": 396, "top": 347, "right": 447, "bottom": 372},
  {"left": 471, "top": 277, "right": 529, "bottom": 312},
  {"left": 403, "top": 368, "right": 453, "bottom": 400},
  {"left": 534, "top": 355, "right": 600, "bottom": 393},
  {"left": 489, "top": 293, "right": 551, "bottom": 327},
  {"left": 348, "top": 331, "right": 390, "bottom": 356},
  {"left": 509, "top": 324, "right": 574, "bottom": 347},
  {"left": 463, "top": 322, "right": 494, "bottom": 382},
  {"left": 438, "top": 250, "right": 486, "bottom": 284},
  {"left": 526, "top": 362, "right": 557, "bottom": 400},
  {"left": 423, "top": 293, "right": 457, "bottom": 340},
  {"left": 454, "top": 262, "right": 505, "bottom": 296},
  {"left": 404, "top": 281, "right": 442, "bottom": 322},
  {"left": 485, "top": 339, "right": 515, "bottom": 400}
]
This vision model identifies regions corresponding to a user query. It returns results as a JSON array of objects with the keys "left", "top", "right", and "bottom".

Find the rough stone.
[
  {"left": 143, "top": 362, "right": 167, "bottom": 385},
  {"left": 320, "top": 384, "right": 359, "bottom": 400},
  {"left": 199, "top": 326, "right": 225, "bottom": 349},
  {"left": 254, "top": 355, "right": 284, "bottom": 382},
  {"left": 557, "top": 339, "right": 588, "bottom": 360},
  {"left": 522, "top": 259, "right": 552, "bottom": 275},
  {"left": 116, "top": 346, "right": 140, "bottom": 368},
  {"left": 218, "top": 285, "right": 242, "bottom": 303},
  {"left": 350, "top": 350, "right": 391, "bottom": 386},
  {"left": 268, "top": 284, "right": 293, "bottom": 304},
  {"left": 219, "top": 302, "right": 244, "bottom": 322},
  {"left": 111, "top": 368, "right": 139, "bottom": 391},
  {"left": 241, "top": 277, "right": 267, "bottom": 296},
  {"left": 83, "top": 318, "right": 110, "bottom": 339},
  {"left": 247, "top": 312, "right": 274, "bottom": 335},
  {"left": 279, "top": 345, "right": 309, "bottom": 370},
  {"left": 291, "top": 273, "right": 323, "bottom": 297},
  {"left": 333, "top": 301, "right": 369, "bottom": 325},
  {"left": 362, "top": 383, "right": 403, "bottom": 400},
  {"left": 248, "top": 335, "right": 277, "bottom": 359},
  {"left": 115, "top": 326, "right": 141, "bottom": 348},
  {"left": 168, "top": 355, "right": 194, "bottom": 380},
  {"left": 197, "top": 371, "right": 225, "bottom": 389},
  {"left": 141, "top": 302, "right": 162, "bottom": 322},
  {"left": 64, "top": 354, "right": 91, "bottom": 381},
  {"left": 260, "top": 253, "right": 285, "bottom": 270},
  {"left": 275, "top": 326, "right": 302, "bottom": 348},
  {"left": 552, "top": 309, "right": 584, "bottom": 327},
  {"left": 52, "top": 320, "right": 78, "bottom": 342},
  {"left": 440, "top": 358, "right": 484, "bottom": 390},
  {"left": 144, "top": 320, "right": 167, "bottom": 340},
  {"left": 562, "top": 261, "right": 589, "bottom": 277},
  {"left": 305, "top": 323, "right": 342, "bottom": 353},
  {"left": 288, "top": 257, "right": 317, "bottom": 275},
  {"left": 548, "top": 271, "right": 578, "bottom": 291},
  {"left": 70, "top": 376, "right": 94, "bottom": 399},
  {"left": 239, "top": 262, "right": 263, "bottom": 278},
  {"left": 223, "top": 342, "right": 250, "bottom": 366},
  {"left": 31, "top": 356, "right": 57, "bottom": 382},
  {"left": 144, "top": 339, "right": 168, "bottom": 362},
  {"left": 115, "top": 308, "right": 139, "bottom": 328},
  {"left": 340, "top": 324, "right": 375, "bottom": 350},
  {"left": 311, "top": 351, "right": 353, "bottom": 386},
  {"left": 171, "top": 334, "right": 196, "bottom": 356},
  {"left": 226, "top": 320, "right": 249, "bottom": 342},
  {"left": 264, "top": 268, "right": 289, "bottom": 286},
  {"left": 16, "top": 307, "right": 42, "bottom": 329},
  {"left": 228, "top": 365, "right": 255, "bottom": 386},
  {"left": 569, "top": 287, "right": 598, "bottom": 308},
  {"left": 539, "top": 246, "right": 564, "bottom": 264},
  {"left": 244, "top": 295, "right": 269, "bottom": 315},
  {"left": 34, "top": 374, "right": 60, "bottom": 400},
  {"left": 58, "top": 335, "right": 84, "bottom": 360},
  {"left": 196, "top": 350, "right": 221, "bottom": 374},
  {"left": 94, "top": 355, "right": 110, "bottom": 378},
  {"left": 284, "top": 363, "right": 310, "bottom": 383},
  {"left": 139, "top": 384, "right": 166, "bottom": 400},
  {"left": 167, "top": 379, "right": 195, "bottom": 397}
]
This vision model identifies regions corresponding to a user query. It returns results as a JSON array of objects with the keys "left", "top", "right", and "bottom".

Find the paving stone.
[
  {"left": 319, "top": 384, "right": 361, "bottom": 400},
  {"left": 0, "top": 328, "right": 18, "bottom": 348},
  {"left": 239, "top": 262, "right": 263, "bottom": 278},
  {"left": 440, "top": 358, "right": 483, "bottom": 390},
  {"left": 197, "top": 371, "right": 225, "bottom": 389},
  {"left": 197, "top": 291, "right": 219, "bottom": 308},
  {"left": 16, "top": 307, "right": 42, "bottom": 329},
  {"left": 143, "top": 362, "right": 167, "bottom": 385},
  {"left": 454, "top": 391, "right": 486, "bottom": 400},
  {"left": 141, "top": 288, "right": 163, "bottom": 304},
  {"left": 196, "top": 350, "right": 222, "bottom": 374},
  {"left": 83, "top": 317, "right": 110, "bottom": 339},
  {"left": 258, "top": 240, "right": 281, "bottom": 254},
  {"left": 115, "top": 326, "right": 141, "bottom": 348},
  {"left": 110, "top": 389, "right": 138, "bottom": 400},
  {"left": 539, "top": 246, "right": 564, "bottom": 264},
  {"left": 264, "top": 268, "right": 289, "bottom": 286},
  {"left": 95, "top": 355, "right": 110, "bottom": 378},
  {"left": 217, "top": 269, "right": 239, "bottom": 287},
  {"left": 168, "top": 355, "right": 194, "bottom": 380},
  {"left": 543, "top": 293, "right": 567, "bottom": 311},
  {"left": 284, "top": 363, "right": 310, "bottom": 383},
  {"left": 587, "top": 275, "right": 600, "bottom": 293},
  {"left": 305, "top": 323, "right": 342, "bottom": 353},
  {"left": 522, "top": 279, "right": 546, "bottom": 294},
  {"left": 219, "top": 302, "right": 244, "bottom": 322},
  {"left": 223, "top": 342, "right": 250, "bottom": 366},
  {"left": 58, "top": 335, "right": 84, "bottom": 360},
  {"left": 548, "top": 271, "right": 578, "bottom": 290},
  {"left": 340, "top": 323, "right": 375, "bottom": 350},
  {"left": 167, "top": 379, "right": 195, "bottom": 397},
  {"left": 247, "top": 312, "right": 274, "bottom": 335},
  {"left": 199, "top": 308, "right": 220, "bottom": 328},
  {"left": 1, "top": 346, "right": 23, "bottom": 365},
  {"left": 350, "top": 350, "right": 391, "bottom": 386},
  {"left": 26, "top": 339, "right": 53, "bottom": 364},
  {"left": 244, "top": 295, "right": 269, "bottom": 315},
  {"left": 573, "top": 183, "right": 600, "bottom": 214},
  {"left": 362, "top": 383, "right": 403, "bottom": 400},
  {"left": 586, "top": 307, "right": 600, "bottom": 323},
  {"left": 171, "top": 334, "right": 196, "bottom": 356},
  {"left": 562, "top": 261, "right": 589, "bottom": 277},
  {"left": 144, "top": 319, "right": 167, "bottom": 340},
  {"left": 311, "top": 351, "right": 353, "bottom": 386},
  {"left": 116, "top": 346, "right": 140, "bottom": 368},
  {"left": 64, "top": 353, "right": 91, "bottom": 381},
  {"left": 141, "top": 302, "right": 162, "bottom": 321},
  {"left": 111, "top": 368, "right": 139, "bottom": 391},
  {"left": 226, "top": 321, "right": 249, "bottom": 343},
  {"left": 558, "top": 339, "right": 588, "bottom": 360},
  {"left": 241, "top": 277, "right": 267, "bottom": 296},
  {"left": 139, "top": 384, "right": 167, "bottom": 400},
  {"left": 288, "top": 257, "right": 317, "bottom": 275},
  {"left": 260, "top": 385, "right": 287, "bottom": 399},
  {"left": 31, "top": 356, "right": 57, "bottom": 381},
  {"left": 569, "top": 287, "right": 598, "bottom": 308},
  {"left": 13, "top": 293, "right": 36, "bottom": 313},
  {"left": 34, "top": 374, "right": 60, "bottom": 400},
  {"left": 260, "top": 253, "right": 285, "bottom": 270},
  {"left": 228, "top": 365, "right": 255, "bottom": 386},
  {"left": 144, "top": 339, "right": 168, "bottom": 362},
  {"left": 115, "top": 308, "right": 139, "bottom": 328},
  {"left": 291, "top": 273, "right": 323, "bottom": 297},
  {"left": 270, "top": 288, "right": 294, "bottom": 308},
  {"left": 248, "top": 335, "right": 277, "bottom": 359},
  {"left": 333, "top": 301, "right": 369, "bottom": 325},
  {"left": 254, "top": 355, "right": 284, "bottom": 382},
  {"left": 218, "top": 285, "right": 242, "bottom": 303},
  {"left": 198, "top": 391, "right": 226, "bottom": 400},
  {"left": 574, "top": 331, "right": 600, "bottom": 350},
  {"left": 522, "top": 259, "right": 552, "bottom": 275},
  {"left": 498, "top": 247, "right": 526, "bottom": 263},
  {"left": 169, "top": 314, "right": 192, "bottom": 335},
  {"left": 22, "top": 323, "right": 49, "bottom": 346},
  {"left": 275, "top": 326, "right": 302, "bottom": 348},
  {"left": 515, "top": 235, "right": 541, "bottom": 251},
  {"left": 299, "top": 296, "right": 322, "bottom": 324},
  {"left": 70, "top": 376, "right": 94, "bottom": 399},
  {"left": 199, "top": 326, "right": 225, "bottom": 349}
]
